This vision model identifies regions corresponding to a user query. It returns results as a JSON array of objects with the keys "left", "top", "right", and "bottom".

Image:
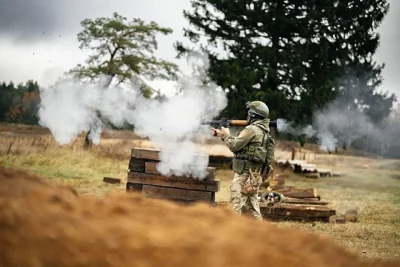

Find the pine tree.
[{"left": 177, "top": 0, "right": 394, "bottom": 124}]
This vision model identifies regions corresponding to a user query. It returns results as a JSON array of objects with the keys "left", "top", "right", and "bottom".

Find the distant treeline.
[{"left": 0, "top": 80, "right": 40, "bottom": 125}]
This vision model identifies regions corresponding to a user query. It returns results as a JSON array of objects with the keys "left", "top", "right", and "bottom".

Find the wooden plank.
[
  {"left": 305, "top": 173, "right": 320, "bottom": 178},
  {"left": 103, "top": 177, "right": 121, "bottom": 184},
  {"left": 260, "top": 202, "right": 335, "bottom": 218},
  {"left": 126, "top": 182, "right": 143, "bottom": 192},
  {"left": 262, "top": 215, "right": 330, "bottom": 223},
  {"left": 131, "top": 148, "right": 208, "bottom": 162},
  {"left": 317, "top": 169, "right": 332, "bottom": 177},
  {"left": 283, "top": 198, "right": 329, "bottom": 205},
  {"left": 127, "top": 171, "right": 220, "bottom": 192},
  {"left": 131, "top": 148, "right": 161, "bottom": 161},
  {"left": 271, "top": 188, "right": 318, "bottom": 198},
  {"left": 144, "top": 161, "right": 216, "bottom": 180},
  {"left": 128, "top": 158, "right": 146, "bottom": 172},
  {"left": 142, "top": 185, "right": 214, "bottom": 202}
]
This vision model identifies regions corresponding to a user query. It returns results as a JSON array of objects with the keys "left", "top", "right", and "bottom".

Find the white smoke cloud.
[
  {"left": 38, "top": 53, "right": 227, "bottom": 179},
  {"left": 278, "top": 99, "right": 400, "bottom": 157}
]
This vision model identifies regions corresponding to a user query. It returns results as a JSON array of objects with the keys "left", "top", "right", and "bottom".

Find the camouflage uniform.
[{"left": 221, "top": 101, "right": 274, "bottom": 220}]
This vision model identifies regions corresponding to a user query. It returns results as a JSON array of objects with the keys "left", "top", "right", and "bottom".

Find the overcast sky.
[{"left": 0, "top": 0, "right": 398, "bottom": 99}]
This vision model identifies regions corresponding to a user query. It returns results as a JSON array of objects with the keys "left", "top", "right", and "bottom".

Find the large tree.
[
  {"left": 177, "top": 0, "right": 394, "bottom": 124},
  {"left": 70, "top": 12, "right": 178, "bottom": 98},
  {"left": 69, "top": 12, "right": 179, "bottom": 147}
]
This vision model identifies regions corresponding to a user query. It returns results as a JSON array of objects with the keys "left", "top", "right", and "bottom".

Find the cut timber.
[
  {"left": 131, "top": 148, "right": 208, "bottom": 162},
  {"left": 126, "top": 182, "right": 143, "bottom": 192},
  {"left": 345, "top": 209, "right": 358, "bottom": 222},
  {"left": 305, "top": 173, "right": 320, "bottom": 179},
  {"left": 283, "top": 198, "right": 329, "bottom": 205},
  {"left": 294, "top": 163, "right": 317, "bottom": 173},
  {"left": 144, "top": 161, "right": 216, "bottom": 180},
  {"left": 128, "top": 158, "right": 146, "bottom": 172},
  {"left": 261, "top": 215, "right": 330, "bottom": 223},
  {"left": 318, "top": 169, "right": 332, "bottom": 177},
  {"left": 292, "top": 147, "right": 316, "bottom": 161},
  {"left": 131, "top": 148, "right": 161, "bottom": 161},
  {"left": 127, "top": 171, "right": 220, "bottom": 192},
  {"left": 275, "top": 188, "right": 318, "bottom": 198},
  {"left": 260, "top": 193, "right": 328, "bottom": 205},
  {"left": 103, "top": 177, "right": 121, "bottom": 184},
  {"left": 334, "top": 216, "right": 346, "bottom": 224},
  {"left": 142, "top": 185, "right": 214, "bottom": 202},
  {"left": 260, "top": 202, "right": 335, "bottom": 219}
]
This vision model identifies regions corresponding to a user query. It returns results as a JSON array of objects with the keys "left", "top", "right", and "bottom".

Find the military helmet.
[{"left": 246, "top": 101, "right": 269, "bottom": 118}]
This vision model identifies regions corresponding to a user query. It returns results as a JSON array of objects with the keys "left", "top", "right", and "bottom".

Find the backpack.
[{"left": 259, "top": 130, "right": 275, "bottom": 181}]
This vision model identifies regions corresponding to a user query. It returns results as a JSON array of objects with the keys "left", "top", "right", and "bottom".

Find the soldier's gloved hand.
[
  {"left": 212, "top": 127, "right": 230, "bottom": 137},
  {"left": 220, "top": 126, "right": 230, "bottom": 135}
]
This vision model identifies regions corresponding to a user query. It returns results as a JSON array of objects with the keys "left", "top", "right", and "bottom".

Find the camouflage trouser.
[{"left": 230, "top": 171, "right": 263, "bottom": 220}]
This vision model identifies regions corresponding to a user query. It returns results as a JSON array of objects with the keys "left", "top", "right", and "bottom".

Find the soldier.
[{"left": 212, "top": 101, "right": 274, "bottom": 220}]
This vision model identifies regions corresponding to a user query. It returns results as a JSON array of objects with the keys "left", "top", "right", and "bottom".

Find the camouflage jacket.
[{"left": 222, "top": 118, "right": 275, "bottom": 174}]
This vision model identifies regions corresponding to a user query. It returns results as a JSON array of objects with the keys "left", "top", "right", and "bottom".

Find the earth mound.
[{"left": 0, "top": 166, "right": 398, "bottom": 267}]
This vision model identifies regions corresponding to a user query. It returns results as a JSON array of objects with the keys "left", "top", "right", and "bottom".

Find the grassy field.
[{"left": 0, "top": 124, "right": 399, "bottom": 261}]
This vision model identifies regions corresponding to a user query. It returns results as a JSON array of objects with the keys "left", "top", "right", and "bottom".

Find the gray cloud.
[
  {"left": 0, "top": 0, "right": 397, "bottom": 98},
  {"left": 0, "top": 0, "right": 191, "bottom": 42},
  {"left": 374, "top": 0, "right": 400, "bottom": 96},
  {"left": 0, "top": 0, "right": 62, "bottom": 39}
]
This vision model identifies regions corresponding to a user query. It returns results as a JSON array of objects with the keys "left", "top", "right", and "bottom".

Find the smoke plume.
[
  {"left": 38, "top": 53, "right": 227, "bottom": 179},
  {"left": 278, "top": 99, "right": 400, "bottom": 158}
]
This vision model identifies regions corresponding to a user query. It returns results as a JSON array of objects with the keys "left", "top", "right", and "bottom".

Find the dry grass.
[
  {"left": 215, "top": 154, "right": 400, "bottom": 261},
  {"left": 0, "top": 123, "right": 399, "bottom": 261}
]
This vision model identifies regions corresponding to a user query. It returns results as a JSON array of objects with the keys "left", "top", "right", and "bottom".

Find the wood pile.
[
  {"left": 275, "top": 159, "right": 342, "bottom": 178},
  {"left": 259, "top": 174, "right": 336, "bottom": 222},
  {"left": 292, "top": 147, "right": 316, "bottom": 161},
  {"left": 126, "top": 148, "right": 220, "bottom": 204}
]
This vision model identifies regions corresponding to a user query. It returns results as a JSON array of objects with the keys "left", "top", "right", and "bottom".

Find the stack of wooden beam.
[
  {"left": 258, "top": 174, "right": 336, "bottom": 222},
  {"left": 275, "top": 159, "right": 342, "bottom": 178},
  {"left": 126, "top": 148, "right": 220, "bottom": 204}
]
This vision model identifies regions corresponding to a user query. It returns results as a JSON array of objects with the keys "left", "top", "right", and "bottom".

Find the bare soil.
[{"left": 1, "top": 166, "right": 400, "bottom": 267}]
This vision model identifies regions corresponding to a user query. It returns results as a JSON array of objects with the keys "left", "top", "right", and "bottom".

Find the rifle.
[{"left": 201, "top": 118, "right": 277, "bottom": 129}]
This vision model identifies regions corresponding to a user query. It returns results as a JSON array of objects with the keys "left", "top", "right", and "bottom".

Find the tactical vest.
[{"left": 232, "top": 124, "right": 275, "bottom": 175}]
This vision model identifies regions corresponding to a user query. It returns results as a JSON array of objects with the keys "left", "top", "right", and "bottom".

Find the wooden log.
[
  {"left": 262, "top": 215, "right": 330, "bottom": 223},
  {"left": 305, "top": 173, "right": 320, "bottom": 179},
  {"left": 284, "top": 199, "right": 329, "bottom": 205},
  {"left": 126, "top": 182, "right": 143, "bottom": 192},
  {"left": 144, "top": 161, "right": 216, "bottom": 180},
  {"left": 334, "top": 216, "right": 346, "bottom": 224},
  {"left": 260, "top": 202, "right": 335, "bottom": 218},
  {"left": 294, "top": 163, "right": 317, "bottom": 173},
  {"left": 279, "top": 188, "right": 318, "bottom": 198},
  {"left": 103, "top": 177, "right": 121, "bottom": 184},
  {"left": 128, "top": 158, "right": 146, "bottom": 172},
  {"left": 318, "top": 169, "right": 332, "bottom": 177},
  {"left": 141, "top": 185, "right": 214, "bottom": 202},
  {"left": 345, "top": 209, "right": 358, "bottom": 222},
  {"left": 131, "top": 148, "right": 208, "bottom": 162},
  {"left": 268, "top": 185, "right": 296, "bottom": 191},
  {"left": 127, "top": 171, "right": 220, "bottom": 192},
  {"left": 260, "top": 193, "right": 328, "bottom": 205}
]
